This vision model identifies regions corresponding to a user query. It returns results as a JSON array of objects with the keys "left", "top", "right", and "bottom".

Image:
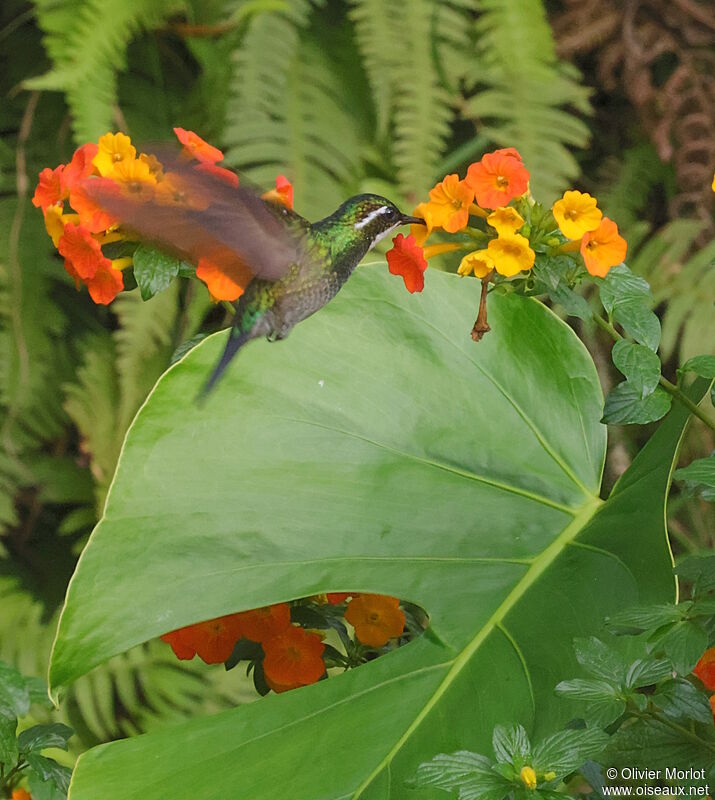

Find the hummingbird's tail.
[{"left": 197, "top": 325, "right": 253, "bottom": 403}]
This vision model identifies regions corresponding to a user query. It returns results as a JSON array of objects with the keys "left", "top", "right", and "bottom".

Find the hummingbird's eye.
[{"left": 384, "top": 207, "right": 398, "bottom": 220}]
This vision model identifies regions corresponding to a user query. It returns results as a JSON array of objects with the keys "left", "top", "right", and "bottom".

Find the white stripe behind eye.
[{"left": 354, "top": 206, "right": 390, "bottom": 229}]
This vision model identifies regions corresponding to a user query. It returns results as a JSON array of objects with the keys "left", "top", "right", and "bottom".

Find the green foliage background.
[{"left": 0, "top": 0, "right": 712, "bottom": 780}]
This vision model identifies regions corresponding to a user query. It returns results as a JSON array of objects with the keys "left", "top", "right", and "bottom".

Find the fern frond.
[
  {"left": 225, "top": 1, "right": 364, "bottom": 217},
  {"left": 29, "top": 0, "right": 186, "bottom": 142},
  {"left": 465, "top": 0, "right": 591, "bottom": 200},
  {"left": 629, "top": 221, "right": 715, "bottom": 364}
]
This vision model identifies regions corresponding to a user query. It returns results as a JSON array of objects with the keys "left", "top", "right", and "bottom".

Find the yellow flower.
[
  {"left": 487, "top": 206, "right": 524, "bottom": 235},
  {"left": 43, "top": 205, "right": 79, "bottom": 246},
  {"left": 487, "top": 233, "right": 535, "bottom": 277},
  {"left": 92, "top": 132, "right": 136, "bottom": 178},
  {"left": 112, "top": 157, "right": 157, "bottom": 201},
  {"left": 458, "top": 249, "right": 495, "bottom": 278},
  {"left": 411, "top": 202, "right": 433, "bottom": 247},
  {"left": 552, "top": 190, "right": 602, "bottom": 240},
  {"left": 520, "top": 766, "right": 537, "bottom": 789}
]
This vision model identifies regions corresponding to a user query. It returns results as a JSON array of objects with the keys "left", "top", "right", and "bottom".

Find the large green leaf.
[{"left": 50, "top": 269, "right": 687, "bottom": 800}]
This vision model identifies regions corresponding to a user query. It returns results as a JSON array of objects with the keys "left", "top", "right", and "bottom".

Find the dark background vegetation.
[{"left": 0, "top": 0, "right": 713, "bottom": 760}]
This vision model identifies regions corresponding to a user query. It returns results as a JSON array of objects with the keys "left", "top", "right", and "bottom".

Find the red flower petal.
[
  {"left": 386, "top": 233, "right": 427, "bottom": 293},
  {"left": 62, "top": 143, "right": 99, "bottom": 193},
  {"left": 32, "top": 165, "right": 65, "bottom": 210},
  {"left": 173, "top": 127, "right": 224, "bottom": 164},
  {"left": 194, "top": 161, "right": 239, "bottom": 188}
]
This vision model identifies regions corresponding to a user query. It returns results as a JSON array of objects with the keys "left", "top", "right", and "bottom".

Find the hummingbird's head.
[{"left": 328, "top": 194, "right": 425, "bottom": 249}]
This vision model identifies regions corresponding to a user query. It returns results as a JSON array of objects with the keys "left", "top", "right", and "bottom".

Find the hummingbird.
[{"left": 87, "top": 151, "right": 424, "bottom": 397}]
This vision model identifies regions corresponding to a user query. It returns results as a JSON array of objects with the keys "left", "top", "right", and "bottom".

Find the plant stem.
[
  {"left": 592, "top": 313, "right": 715, "bottom": 431},
  {"left": 633, "top": 710, "right": 715, "bottom": 754}
]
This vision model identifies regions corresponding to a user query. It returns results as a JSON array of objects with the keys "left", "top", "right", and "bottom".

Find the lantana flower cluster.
[
  {"left": 160, "top": 592, "right": 409, "bottom": 694},
  {"left": 386, "top": 147, "right": 627, "bottom": 297},
  {"left": 32, "top": 129, "right": 292, "bottom": 305}
]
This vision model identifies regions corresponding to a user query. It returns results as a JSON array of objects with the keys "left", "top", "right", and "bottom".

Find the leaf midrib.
[{"left": 351, "top": 495, "right": 603, "bottom": 798}]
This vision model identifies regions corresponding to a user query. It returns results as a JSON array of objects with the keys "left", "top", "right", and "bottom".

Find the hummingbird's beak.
[{"left": 400, "top": 214, "right": 426, "bottom": 226}]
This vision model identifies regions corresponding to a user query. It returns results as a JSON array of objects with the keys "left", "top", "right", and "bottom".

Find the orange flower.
[
  {"left": 275, "top": 174, "right": 293, "bottom": 209},
  {"left": 262, "top": 626, "right": 325, "bottom": 692},
  {"left": 161, "top": 613, "right": 245, "bottom": 664},
  {"left": 86, "top": 263, "right": 124, "bottom": 305},
  {"left": 465, "top": 150, "right": 529, "bottom": 209},
  {"left": 424, "top": 174, "right": 474, "bottom": 233},
  {"left": 580, "top": 217, "right": 627, "bottom": 277},
  {"left": 155, "top": 171, "right": 210, "bottom": 210},
  {"left": 57, "top": 223, "right": 107, "bottom": 279},
  {"left": 694, "top": 648, "right": 715, "bottom": 691},
  {"left": 93, "top": 132, "right": 136, "bottom": 178},
  {"left": 196, "top": 256, "right": 251, "bottom": 302},
  {"left": 174, "top": 127, "right": 224, "bottom": 164},
  {"left": 194, "top": 161, "right": 240, "bottom": 188},
  {"left": 238, "top": 603, "right": 291, "bottom": 643},
  {"left": 62, "top": 143, "right": 99, "bottom": 193},
  {"left": 69, "top": 178, "right": 120, "bottom": 233},
  {"left": 262, "top": 175, "right": 294, "bottom": 209},
  {"left": 410, "top": 203, "right": 432, "bottom": 247},
  {"left": 326, "top": 593, "right": 350, "bottom": 604},
  {"left": 345, "top": 593, "right": 405, "bottom": 647},
  {"left": 487, "top": 233, "right": 535, "bottom": 277},
  {"left": 12, "top": 789, "right": 32, "bottom": 800},
  {"left": 386, "top": 233, "right": 427, "bottom": 293},
  {"left": 553, "top": 190, "right": 602, "bottom": 240},
  {"left": 32, "top": 165, "right": 65, "bottom": 210}
]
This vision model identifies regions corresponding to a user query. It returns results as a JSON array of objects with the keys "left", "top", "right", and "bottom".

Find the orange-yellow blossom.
[
  {"left": 487, "top": 206, "right": 524, "bottom": 236},
  {"left": 580, "top": 217, "right": 627, "bottom": 277},
  {"left": 458, "top": 249, "right": 495, "bottom": 278},
  {"left": 92, "top": 132, "right": 136, "bottom": 178},
  {"left": 553, "top": 190, "right": 602, "bottom": 240},
  {"left": 487, "top": 233, "right": 535, "bottom": 277},
  {"left": 424, "top": 174, "right": 474, "bottom": 234}
]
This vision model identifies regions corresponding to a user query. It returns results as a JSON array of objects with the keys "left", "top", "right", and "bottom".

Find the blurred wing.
[{"left": 84, "top": 147, "right": 305, "bottom": 283}]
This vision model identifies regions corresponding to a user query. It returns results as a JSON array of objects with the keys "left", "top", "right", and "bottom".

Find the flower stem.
[
  {"left": 633, "top": 710, "right": 715, "bottom": 754},
  {"left": 471, "top": 272, "right": 494, "bottom": 342},
  {"left": 592, "top": 313, "right": 715, "bottom": 431}
]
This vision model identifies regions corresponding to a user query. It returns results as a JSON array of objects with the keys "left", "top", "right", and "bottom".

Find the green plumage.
[{"left": 203, "top": 194, "right": 422, "bottom": 396}]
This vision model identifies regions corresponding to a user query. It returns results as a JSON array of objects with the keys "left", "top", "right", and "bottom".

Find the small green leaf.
[
  {"left": 625, "top": 658, "right": 673, "bottom": 689},
  {"left": 132, "top": 245, "right": 185, "bottom": 301},
  {"left": 413, "top": 751, "right": 511, "bottom": 800},
  {"left": 612, "top": 302, "right": 661, "bottom": 351},
  {"left": 555, "top": 680, "right": 626, "bottom": 727},
  {"left": 492, "top": 724, "right": 531, "bottom": 764},
  {"left": 532, "top": 728, "right": 609, "bottom": 777},
  {"left": 0, "top": 662, "right": 30, "bottom": 719},
  {"left": 655, "top": 679, "right": 713, "bottom": 724},
  {"left": 674, "top": 455, "right": 715, "bottom": 502},
  {"left": 599, "top": 265, "right": 652, "bottom": 314},
  {"left": 676, "top": 555, "right": 715, "bottom": 595},
  {"left": 0, "top": 714, "right": 18, "bottom": 767},
  {"left": 548, "top": 283, "right": 592, "bottom": 321},
  {"left": 28, "top": 771, "right": 68, "bottom": 800},
  {"left": 170, "top": 334, "right": 209, "bottom": 365},
  {"left": 652, "top": 621, "right": 708, "bottom": 674},
  {"left": 602, "top": 383, "right": 671, "bottom": 425},
  {"left": 26, "top": 753, "right": 72, "bottom": 794},
  {"left": 573, "top": 637, "right": 626, "bottom": 682},
  {"left": 607, "top": 604, "right": 684, "bottom": 633},
  {"left": 17, "top": 723, "right": 73, "bottom": 754},
  {"left": 680, "top": 356, "right": 715, "bottom": 380},
  {"left": 611, "top": 340, "right": 661, "bottom": 398}
]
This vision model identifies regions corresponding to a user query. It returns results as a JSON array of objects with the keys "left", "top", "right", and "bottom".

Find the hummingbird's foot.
[{"left": 471, "top": 272, "right": 493, "bottom": 342}]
